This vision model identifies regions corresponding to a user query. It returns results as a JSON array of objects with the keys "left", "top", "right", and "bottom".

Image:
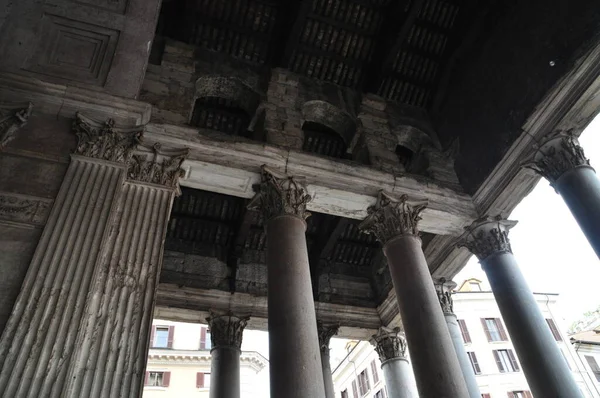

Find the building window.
[
  {"left": 151, "top": 325, "right": 174, "bottom": 348},
  {"left": 469, "top": 281, "right": 482, "bottom": 291},
  {"left": 196, "top": 372, "right": 211, "bottom": 388},
  {"left": 508, "top": 391, "right": 533, "bottom": 398},
  {"left": 493, "top": 349, "right": 520, "bottom": 372},
  {"left": 200, "top": 326, "right": 212, "bottom": 350},
  {"left": 302, "top": 122, "right": 347, "bottom": 159},
  {"left": 370, "top": 360, "right": 380, "bottom": 384},
  {"left": 467, "top": 352, "right": 481, "bottom": 375},
  {"left": 352, "top": 380, "right": 359, "bottom": 398},
  {"left": 585, "top": 355, "right": 600, "bottom": 382},
  {"left": 145, "top": 371, "right": 170, "bottom": 387},
  {"left": 458, "top": 319, "right": 471, "bottom": 343},
  {"left": 545, "top": 318, "right": 562, "bottom": 341},
  {"left": 374, "top": 389, "right": 386, "bottom": 398},
  {"left": 341, "top": 389, "right": 348, "bottom": 398},
  {"left": 481, "top": 318, "right": 508, "bottom": 342},
  {"left": 357, "top": 369, "right": 370, "bottom": 396}
]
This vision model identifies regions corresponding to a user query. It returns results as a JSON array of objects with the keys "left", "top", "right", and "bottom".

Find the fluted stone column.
[
  {"left": 370, "top": 327, "right": 418, "bottom": 398},
  {"left": 206, "top": 312, "right": 249, "bottom": 398},
  {"left": 434, "top": 278, "right": 481, "bottom": 398},
  {"left": 318, "top": 322, "right": 339, "bottom": 398},
  {"left": 460, "top": 216, "right": 582, "bottom": 398},
  {"left": 525, "top": 131, "right": 600, "bottom": 258},
  {"left": 359, "top": 192, "right": 469, "bottom": 398},
  {"left": 249, "top": 167, "right": 325, "bottom": 398},
  {"left": 0, "top": 113, "right": 188, "bottom": 398}
]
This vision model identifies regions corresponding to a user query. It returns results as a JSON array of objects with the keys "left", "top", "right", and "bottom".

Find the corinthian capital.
[
  {"left": 524, "top": 130, "right": 591, "bottom": 184},
  {"left": 0, "top": 102, "right": 33, "bottom": 150},
  {"left": 248, "top": 166, "right": 312, "bottom": 221},
  {"left": 458, "top": 215, "right": 517, "bottom": 261},
  {"left": 358, "top": 191, "right": 428, "bottom": 244},
  {"left": 127, "top": 142, "right": 189, "bottom": 190},
  {"left": 72, "top": 113, "right": 143, "bottom": 163},
  {"left": 370, "top": 327, "right": 407, "bottom": 363},
  {"left": 433, "top": 278, "right": 457, "bottom": 314},
  {"left": 206, "top": 311, "right": 250, "bottom": 350},
  {"left": 317, "top": 322, "right": 339, "bottom": 352}
]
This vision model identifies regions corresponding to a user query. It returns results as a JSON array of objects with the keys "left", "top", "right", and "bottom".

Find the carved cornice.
[
  {"left": 370, "top": 327, "right": 407, "bottom": 363},
  {"left": 73, "top": 112, "right": 143, "bottom": 163},
  {"left": 0, "top": 102, "right": 33, "bottom": 150},
  {"left": 206, "top": 311, "right": 249, "bottom": 350},
  {"left": 127, "top": 142, "right": 189, "bottom": 190},
  {"left": 317, "top": 322, "right": 339, "bottom": 352},
  {"left": 248, "top": 166, "right": 312, "bottom": 222},
  {"left": 358, "top": 191, "right": 428, "bottom": 244},
  {"left": 0, "top": 191, "right": 52, "bottom": 226},
  {"left": 524, "top": 130, "right": 591, "bottom": 184},
  {"left": 458, "top": 215, "right": 517, "bottom": 262},
  {"left": 433, "top": 278, "right": 457, "bottom": 315}
]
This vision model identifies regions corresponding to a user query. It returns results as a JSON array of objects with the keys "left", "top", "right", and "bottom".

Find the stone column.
[
  {"left": 206, "top": 312, "right": 249, "bottom": 398},
  {"left": 459, "top": 216, "right": 583, "bottom": 398},
  {"left": 370, "top": 327, "right": 418, "bottom": 398},
  {"left": 433, "top": 278, "right": 481, "bottom": 398},
  {"left": 525, "top": 131, "right": 600, "bottom": 258},
  {"left": 359, "top": 192, "right": 469, "bottom": 398},
  {"left": 318, "top": 322, "right": 339, "bottom": 398},
  {"left": 0, "top": 113, "right": 188, "bottom": 398},
  {"left": 249, "top": 167, "right": 325, "bottom": 398}
]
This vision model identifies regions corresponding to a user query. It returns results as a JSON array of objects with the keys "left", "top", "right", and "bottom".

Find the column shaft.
[
  {"left": 381, "top": 359, "right": 418, "bottom": 398},
  {"left": 210, "top": 347, "right": 241, "bottom": 398},
  {"left": 266, "top": 215, "right": 325, "bottom": 398},
  {"left": 482, "top": 252, "right": 582, "bottom": 397},
  {"left": 445, "top": 313, "right": 481, "bottom": 398},
  {"left": 321, "top": 348, "right": 335, "bottom": 398},
  {"left": 384, "top": 235, "right": 469, "bottom": 398},
  {"left": 555, "top": 166, "right": 600, "bottom": 258}
]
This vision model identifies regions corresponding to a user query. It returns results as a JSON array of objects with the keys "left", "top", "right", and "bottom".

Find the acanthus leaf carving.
[
  {"left": 206, "top": 311, "right": 249, "bottom": 350},
  {"left": 433, "top": 278, "right": 457, "bottom": 314},
  {"left": 458, "top": 215, "right": 517, "bottom": 262},
  {"left": 0, "top": 102, "right": 33, "bottom": 150},
  {"left": 524, "top": 130, "right": 591, "bottom": 184},
  {"left": 127, "top": 142, "right": 189, "bottom": 190},
  {"left": 248, "top": 166, "right": 312, "bottom": 222},
  {"left": 317, "top": 321, "right": 339, "bottom": 352},
  {"left": 358, "top": 191, "right": 428, "bottom": 244},
  {"left": 73, "top": 112, "right": 143, "bottom": 163},
  {"left": 370, "top": 327, "right": 407, "bottom": 363}
]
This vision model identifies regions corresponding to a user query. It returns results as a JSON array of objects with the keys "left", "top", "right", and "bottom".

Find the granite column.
[
  {"left": 433, "top": 279, "right": 481, "bottom": 398},
  {"left": 206, "top": 312, "right": 249, "bottom": 398},
  {"left": 460, "top": 216, "right": 582, "bottom": 398},
  {"left": 249, "top": 167, "right": 325, "bottom": 398},
  {"left": 359, "top": 192, "right": 469, "bottom": 398},
  {"left": 370, "top": 327, "right": 418, "bottom": 398},
  {"left": 318, "top": 322, "right": 339, "bottom": 398}
]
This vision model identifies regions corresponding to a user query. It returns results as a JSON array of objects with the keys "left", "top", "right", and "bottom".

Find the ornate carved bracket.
[
  {"left": 73, "top": 112, "right": 143, "bottom": 163},
  {"left": 206, "top": 311, "right": 250, "bottom": 350},
  {"left": 458, "top": 215, "right": 517, "bottom": 262},
  {"left": 524, "top": 130, "right": 591, "bottom": 184},
  {"left": 433, "top": 278, "right": 457, "bottom": 315},
  {"left": 370, "top": 327, "right": 407, "bottom": 363},
  {"left": 0, "top": 102, "right": 33, "bottom": 150},
  {"left": 358, "top": 191, "right": 428, "bottom": 244},
  {"left": 248, "top": 166, "right": 312, "bottom": 222},
  {"left": 127, "top": 142, "right": 189, "bottom": 190},
  {"left": 317, "top": 322, "right": 339, "bottom": 352}
]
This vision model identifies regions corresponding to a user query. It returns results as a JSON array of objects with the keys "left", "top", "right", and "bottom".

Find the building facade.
[
  {"left": 142, "top": 320, "right": 268, "bottom": 398},
  {"left": 572, "top": 326, "right": 600, "bottom": 397},
  {"left": 333, "top": 279, "right": 599, "bottom": 398}
]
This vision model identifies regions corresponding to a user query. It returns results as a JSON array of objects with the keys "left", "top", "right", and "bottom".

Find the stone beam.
[
  {"left": 155, "top": 284, "right": 380, "bottom": 339},
  {"left": 145, "top": 123, "right": 478, "bottom": 235}
]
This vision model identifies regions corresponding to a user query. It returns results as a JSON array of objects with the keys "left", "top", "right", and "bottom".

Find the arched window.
[
  {"left": 302, "top": 121, "right": 348, "bottom": 159},
  {"left": 190, "top": 96, "right": 251, "bottom": 137},
  {"left": 395, "top": 144, "right": 414, "bottom": 170}
]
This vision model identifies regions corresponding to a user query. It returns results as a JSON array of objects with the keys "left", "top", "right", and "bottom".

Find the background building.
[
  {"left": 142, "top": 320, "right": 268, "bottom": 398},
  {"left": 332, "top": 279, "right": 599, "bottom": 398},
  {"left": 571, "top": 324, "right": 600, "bottom": 396}
]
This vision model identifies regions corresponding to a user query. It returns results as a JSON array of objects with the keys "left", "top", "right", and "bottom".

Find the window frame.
[
  {"left": 467, "top": 351, "right": 481, "bottom": 375},
  {"left": 493, "top": 349, "right": 520, "bottom": 373},
  {"left": 458, "top": 319, "right": 472, "bottom": 343},
  {"left": 481, "top": 318, "right": 508, "bottom": 342},
  {"left": 585, "top": 355, "right": 600, "bottom": 382}
]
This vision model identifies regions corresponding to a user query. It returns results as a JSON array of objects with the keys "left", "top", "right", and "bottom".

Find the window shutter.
[
  {"left": 480, "top": 319, "right": 492, "bottom": 341},
  {"left": 546, "top": 319, "right": 562, "bottom": 341},
  {"left": 496, "top": 319, "right": 508, "bottom": 341},
  {"left": 150, "top": 326, "right": 155, "bottom": 348},
  {"left": 200, "top": 327, "right": 206, "bottom": 350},
  {"left": 370, "top": 360, "right": 379, "bottom": 384},
  {"left": 352, "top": 380, "right": 358, "bottom": 398},
  {"left": 507, "top": 349, "right": 520, "bottom": 371},
  {"left": 458, "top": 319, "right": 471, "bottom": 343},
  {"left": 196, "top": 372, "right": 205, "bottom": 388},
  {"left": 144, "top": 371, "right": 149, "bottom": 386},
  {"left": 162, "top": 372, "right": 171, "bottom": 387},
  {"left": 525, "top": 392, "right": 533, "bottom": 398},
  {"left": 167, "top": 326, "right": 174, "bottom": 348},
  {"left": 469, "top": 352, "right": 481, "bottom": 374},
  {"left": 365, "top": 371, "right": 370, "bottom": 390},
  {"left": 493, "top": 350, "right": 504, "bottom": 372}
]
